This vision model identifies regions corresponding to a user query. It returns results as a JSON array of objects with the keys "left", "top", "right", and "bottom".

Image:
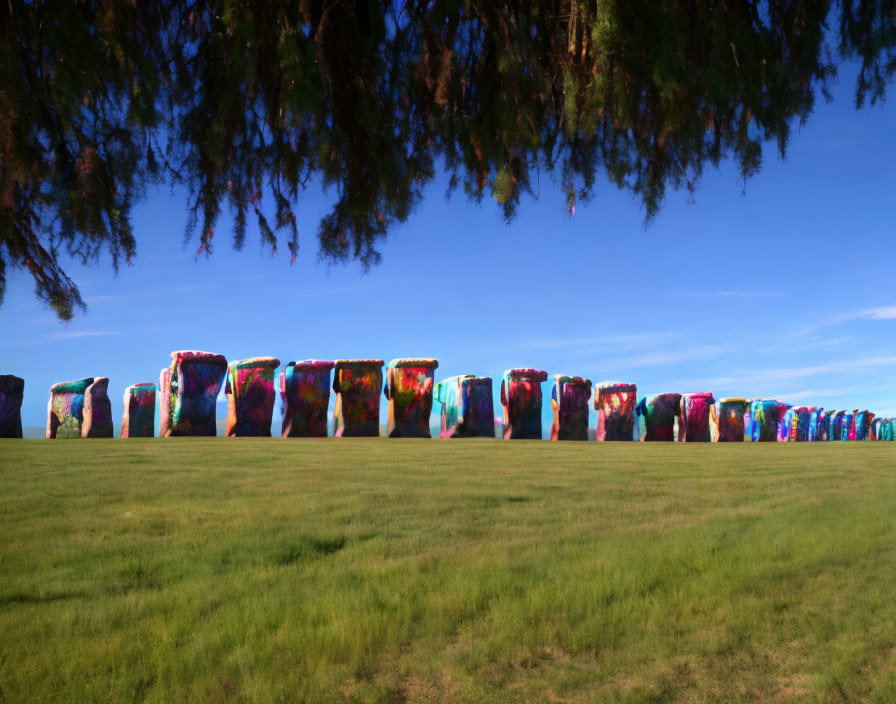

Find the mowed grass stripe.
[{"left": 0, "top": 440, "right": 894, "bottom": 703}]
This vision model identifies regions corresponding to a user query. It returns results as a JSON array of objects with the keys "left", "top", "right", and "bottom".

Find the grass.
[{"left": 1, "top": 439, "right": 895, "bottom": 703}]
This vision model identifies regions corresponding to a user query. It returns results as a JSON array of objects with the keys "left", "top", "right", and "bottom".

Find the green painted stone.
[{"left": 56, "top": 415, "right": 82, "bottom": 439}]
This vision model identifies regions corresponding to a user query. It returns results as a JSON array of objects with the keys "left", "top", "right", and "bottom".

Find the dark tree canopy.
[{"left": 2, "top": 1, "right": 894, "bottom": 319}]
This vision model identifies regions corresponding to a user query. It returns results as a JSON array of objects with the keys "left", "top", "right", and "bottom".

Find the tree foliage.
[{"left": 2, "top": 0, "right": 894, "bottom": 319}]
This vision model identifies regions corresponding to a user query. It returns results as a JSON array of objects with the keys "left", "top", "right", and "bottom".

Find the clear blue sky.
[{"left": 2, "top": 64, "right": 895, "bottom": 434}]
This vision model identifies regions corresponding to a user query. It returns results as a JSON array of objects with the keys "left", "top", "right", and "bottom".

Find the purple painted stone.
[
  {"left": 0, "top": 375, "right": 24, "bottom": 438},
  {"left": 121, "top": 383, "right": 156, "bottom": 438},
  {"left": 225, "top": 357, "right": 281, "bottom": 437},
  {"left": 280, "top": 360, "right": 335, "bottom": 437},
  {"left": 159, "top": 351, "right": 228, "bottom": 437},
  {"left": 82, "top": 377, "right": 113, "bottom": 438}
]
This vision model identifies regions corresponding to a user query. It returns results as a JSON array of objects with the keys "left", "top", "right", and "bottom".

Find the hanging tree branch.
[{"left": 1, "top": 0, "right": 894, "bottom": 319}]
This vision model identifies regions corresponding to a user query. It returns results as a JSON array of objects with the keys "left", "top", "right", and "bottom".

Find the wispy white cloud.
[
  {"left": 789, "top": 305, "right": 896, "bottom": 338},
  {"left": 660, "top": 375, "right": 737, "bottom": 390},
  {"left": 0, "top": 329, "right": 122, "bottom": 347},
  {"left": 863, "top": 306, "right": 896, "bottom": 320},
  {"left": 236, "top": 273, "right": 269, "bottom": 284},
  {"left": 799, "top": 335, "right": 855, "bottom": 349},
  {"left": 2, "top": 300, "right": 42, "bottom": 313},
  {"left": 0, "top": 339, "right": 43, "bottom": 349},
  {"left": 774, "top": 388, "right": 847, "bottom": 403},
  {"left": 290, "top": 278, "right": 404, "bottom": 299},
  {"left": 47, "top": 330, "right": 121, "bottom": 340},
  {"left": 514, "top": 331, "right": 678, "bottom": 352},
  {"left": 672, "top": 290, "right": 783, "bottom": 299},
  {"left": 587, "top": 345, "right": 725, "bottom": 373},
  {"left": 739, "top": 355, "right": 896, "bottom": 385},
  {"left": 88, "top": 282, "right": 218, "bottom": 303},
  {"left": 795, "top": 136, "right": 863, "bottom": 153},
  {"left": 761, "top": 333, "right": 855, "bottom": 356},
  {"left": 663, "top": 355, "right": 896, "bottom": 401}
]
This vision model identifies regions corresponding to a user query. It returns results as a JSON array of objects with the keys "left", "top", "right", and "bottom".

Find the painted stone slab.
[
  {"left": 635, "top": 393, "right": 682, "bottom": 442},
  {"left": 225, "top": 357, "right": 280, "bottom": 437},
  {"left": 550, "top": 375, "right": 592, "bottom": 441},
  {"left": 808, "top": 408, "right": 827, "bottom": 441},
  {"left": 882, "top": 418, "right": 895, "bottom": 441},
  {"left": 47, "top": 378, "right": 94, "bottom": 439},
  {"left": 679, "top": 392, "right": 715, "bottom": 442},
  {"left": 160, "top": 351, "right": 227, "bottom": 437},
  {"left": 775, "top": 402, "right": 793, "bottom": 442},
  {"left": 854, "top": 410, "right": 874, "bottom": 441},
  {"left": 280, "top": 360, "right": 335, "bottom": 437},
  {"left": 333, "top": 360, "right": 384, "bottom": 437},
  {"left": 796, "top": 407, "right": 814, "bottom": 441},
  {"left": 715, "top": 397, "right": 748, "bottom": 442},
  {"left": 82, "top": 377, "right": 113, "bottom": 438},
  {"left": 0, "top": 375, "right": 24, "bottom": 438},
  {"left": 594, "top": 382, "right": 637, "bottom": 441},
  {"left": 783, "top": 406, "right": 811, "bottom": 442},
  {"left": 827, "top": 411, "right": 845, "bottom": 441},
  {"left": 797, "top": 407, "right": 814, "bottom": 441},
  {"left": 384, "top": 359, "right": 439, "bottom": 438},
  {"left": 841, "top": 411, "right": 856, "bottom": 441},
  {"left": 501, "top": 369, "right": 548, "bottom": 440},
  {"left": 434, "top": 375, "right": 494, "bottom": 438},
  {"left": 748, "top": 398, "right": 785, "bottom": 442},
  {"left": 121, "top": 383, "right": 156, "bottom": 438},
  {"left": 159, "top": 368, "right": 172, "bottom": 437}
]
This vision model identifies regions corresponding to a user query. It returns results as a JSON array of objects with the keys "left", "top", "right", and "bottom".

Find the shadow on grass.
[
  {"left": 0, "top": 591, "right": 87, "bottom": 607},
  {"left": 274, "top": 535, "right": 347, "bottom": 566}
]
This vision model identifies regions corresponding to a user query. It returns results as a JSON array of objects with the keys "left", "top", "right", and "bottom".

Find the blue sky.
[{"left": 2, "top": 64, "right": 895, "bottom": 434}]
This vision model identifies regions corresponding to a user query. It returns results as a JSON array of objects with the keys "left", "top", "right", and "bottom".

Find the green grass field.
[{"left": 1, "top": 439, "right": 895, "bottom": 703}]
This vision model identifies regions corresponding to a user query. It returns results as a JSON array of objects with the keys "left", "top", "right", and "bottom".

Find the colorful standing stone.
[
  {"left": 550, "top": 375, "right": 592, "bottom": 441},
  {"left": 225, "top": 357, "right": 280, "bottom": 437},
  {"left": 854, "top": 410, "right": 874, "bottom": 440},
  {"left": 434, "top": 375, "right": 495, "bottom": 438},
  {"left": 594, "top": 382, "right": 637, "bottom": 441},
  {"left": 715, "top": 397, "right": 748, "bottom": 442},
  {"left": 783, "top": 406, "right": 811, "bottom": 441},
  {"left": 748, "top": 398, "right": 785, "bottom": 442},
  {"left": 0, "top": 375, "right": 24, "bottom": 438},
  {"left": 333, "top": 360, "right": 384, "bottom": 437},
  {"left": 775, "top": 401, "right": 793, "bottom": 441},
  {"left": 635, "top": 393, "right": 682, "bottom": 441},
  {"left": 883, "top": 418, "right": 896, "bottom": 441},
  {"left": 827, "top": 410, "right": 845, "bottom": 441},
  {"left": 679, "top": 392, "right": 716, "bottom": 442},
  {"left": 383, "top": 359, "right": 439, "bottom": 438},
  {"left": 82, "top": 377, "right": 113, "bottom": 438},
  {"left": 280, "top": 360, "right": 335, "bottom": 437},
  {"left": 501, "top": 368, "right": 548, "bottom": 439},
  {"left": 841, "top": 410, "right": 856, "bottom": 441},
  {"left": 47, "top": 378, "right": 93, "bottom": 438},
  {"left": 121, "top": 383, "right": 156, "bottom": 438},
  {"left": 808, "top": 408, "right": 827, "bottom": 441},
  {"left": 797, "top": 407, "right": 814, "bottom": 441},
  {"left": 159, "top": 351, "right": 227, "bottom": 437}
]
